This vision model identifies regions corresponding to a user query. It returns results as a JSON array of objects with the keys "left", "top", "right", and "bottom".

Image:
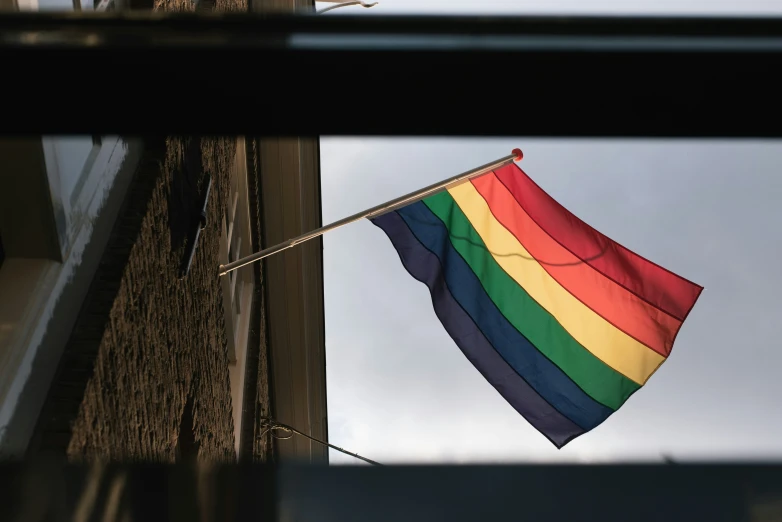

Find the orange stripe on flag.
[
  {"left": 493, "top": 163, "right": 702, "bottom": 322},
  {"left": 471, "top": 172, "right": 682, "bottom": 357}
]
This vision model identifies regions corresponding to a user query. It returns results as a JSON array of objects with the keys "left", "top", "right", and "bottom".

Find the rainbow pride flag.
[{"left": 371, "top": 163, "right": 702, "bottom": 448}]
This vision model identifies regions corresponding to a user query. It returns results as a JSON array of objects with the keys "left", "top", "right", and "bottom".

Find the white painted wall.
[{"left": 222, "top": 139, "right": 255, "bottom": 458}]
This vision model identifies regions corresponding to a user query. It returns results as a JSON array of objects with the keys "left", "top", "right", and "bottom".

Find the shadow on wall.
[
  {"left": 176, "top": 392, "right": 200, "bottom": 462},
  {"left": 168, "top": 140, "right": 205, "bottom": 254}
]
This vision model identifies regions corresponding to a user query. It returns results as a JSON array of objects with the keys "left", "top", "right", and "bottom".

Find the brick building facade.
[
  {"left": 30, "top": 137, "right": 251, "bottom": 462},
  {"left": 1, "top": 0, "right": 327, "bottom": 466}
]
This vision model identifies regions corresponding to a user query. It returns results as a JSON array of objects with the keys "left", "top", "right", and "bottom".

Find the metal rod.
[{"left": 219, "top": 149, "right": 522, "bottom": 276}]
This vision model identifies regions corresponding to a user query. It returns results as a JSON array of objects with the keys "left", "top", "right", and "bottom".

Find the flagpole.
[{"left": 218, "top": 148, "right": 523, "bottom": 277}]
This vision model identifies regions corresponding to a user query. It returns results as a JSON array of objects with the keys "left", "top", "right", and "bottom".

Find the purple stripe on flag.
[{"left": 372, "top": 211, "right": 584, "bottom": 448}]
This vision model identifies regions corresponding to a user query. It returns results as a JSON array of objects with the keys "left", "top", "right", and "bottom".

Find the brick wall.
[
  {"left": 244, "top": 137, "right": 271, "bottom": 462},
  {"left": 33, "top": 136, "right": 246, "bottom": 462},
  {"left": 27, "top": 0, "right": 260, "bottom": 464}
]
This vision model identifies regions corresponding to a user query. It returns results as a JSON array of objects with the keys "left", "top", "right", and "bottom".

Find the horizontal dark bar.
[
  {"left": 2, "top": 13, "right": 782, "bottom": 136},
  {"left": 6, "top": 12, "right": 782, "bottom": 40},
  {"left": 280, "top": 463, "right": 782, "bottom": 522},
  {"left": 2, "top": 462, "right": 782, "bottom": 522}
]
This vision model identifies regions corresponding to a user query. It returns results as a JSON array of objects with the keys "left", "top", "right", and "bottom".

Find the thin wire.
[
  {"left": 259, "top": 425, "right": 294, "bottom": 441},
  {"left": 317, "top": 1, "right": 378, "bottom": 14},
  {"left": 258, "top": 417, "right": 383, "bottom": 466}
]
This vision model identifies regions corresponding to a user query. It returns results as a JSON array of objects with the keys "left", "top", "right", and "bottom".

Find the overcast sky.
[
  {"left": 319, "top": 1, "right": 782, "bottom": 465},
  {"left": 316, "top": 0, "right": 782, "bottom": 15}
]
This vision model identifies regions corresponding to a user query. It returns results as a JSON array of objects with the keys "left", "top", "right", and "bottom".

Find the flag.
[{"left": 370, "top": 162, "right": 702, "bottom": 448}]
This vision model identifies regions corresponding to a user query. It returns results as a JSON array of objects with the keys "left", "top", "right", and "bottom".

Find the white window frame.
[
  {"left": 220, "top": 138, "right": 255, "bottom": 457},
  {"left": 16, "top": 0, "right": 118, "bottom": 11},
  {"left": 41, "top": 136, "right": 126, "bottom": 260},
  {"left": 0, "top": 136, "right": 133, "bottom": 454}
]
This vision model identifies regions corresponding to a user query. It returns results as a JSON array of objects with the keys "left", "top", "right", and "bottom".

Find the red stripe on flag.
[
  {"left": 493, "top": 163, "right": 702, "bottom": 322},
  {"left": 471, "top": 172, "right": 683, "bottom": 357}
]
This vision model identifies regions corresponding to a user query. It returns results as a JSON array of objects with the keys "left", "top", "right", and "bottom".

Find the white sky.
[
  {"left": 316, "top": 0, "right": 782, "bottom": 15},
  {"left": 319, "top": 2, "right": 782, "bottom": 465}
]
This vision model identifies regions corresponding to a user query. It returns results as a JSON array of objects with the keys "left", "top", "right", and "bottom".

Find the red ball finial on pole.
[{"left": 512, "top": 148, "right": 524, "bottom": 162}]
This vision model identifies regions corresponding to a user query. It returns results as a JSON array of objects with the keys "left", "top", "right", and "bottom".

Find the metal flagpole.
[{"left": 218, "top": 148, "right": 523, "bottom": 277}]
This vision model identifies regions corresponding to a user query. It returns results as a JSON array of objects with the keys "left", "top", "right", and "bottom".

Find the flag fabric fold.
[{"left": 370, "top": 162, "right": 702, "bottom": 448}]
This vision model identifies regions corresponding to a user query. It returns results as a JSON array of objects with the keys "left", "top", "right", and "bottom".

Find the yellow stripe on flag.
[{"left": 447, "top": 181, "right": 665, "bottom": 385}]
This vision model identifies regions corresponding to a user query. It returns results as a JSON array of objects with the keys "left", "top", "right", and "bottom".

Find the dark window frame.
[{"left": 0, "top": 13, "right": 781, "bottom": 137}]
